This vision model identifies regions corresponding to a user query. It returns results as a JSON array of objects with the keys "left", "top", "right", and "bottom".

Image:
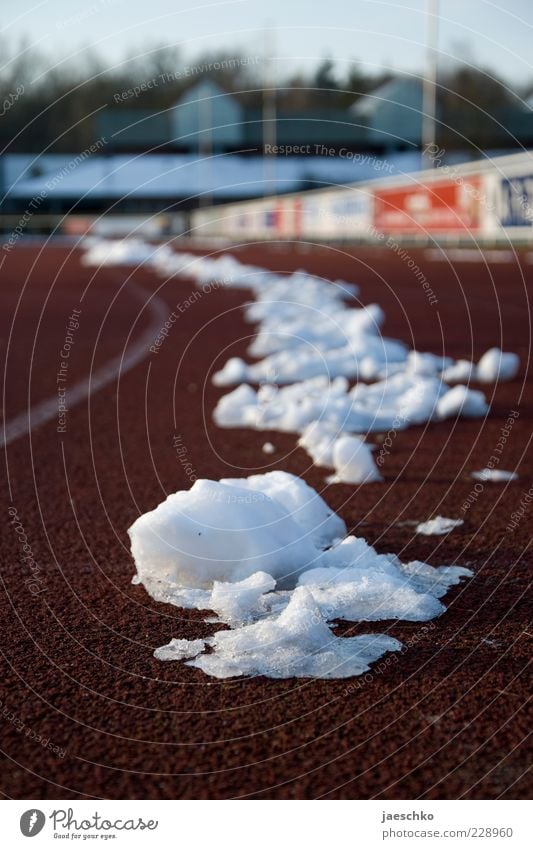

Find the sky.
[{"left": 2, "top": 0, "right": 533, "bottom": 86}]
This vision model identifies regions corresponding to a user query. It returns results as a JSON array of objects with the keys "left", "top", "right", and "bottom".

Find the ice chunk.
[
  {"left": 299, "top": 423, "right": 381, "bottom": 484},
  {"left": 220, "top": 470, "right": 346, "bottom": 549},
  {"left": 134, "top": 474, "right": 472, "bottom": 680},
  {"left": 128, "top": 475, "right": 321, "bottom": 593},
  {"left": 212, "top": 357, "right": 248, "bottom": 387},
  {"left": 208, "top": 571, "right": 277, "bottom": 625},
  {"left": 441, "top": 359, "right": 475, "bottom": 383},
  {"left": 214, "top": 338, "right": 407, "bottom": 387},
  {"left": 82, "top": 241, "right": 519, "bottom": 394},
  {"left": 248, "top": 302, "right": 385, "bottom": 358},
  {"left": 471, "top": 468, "right": 518, "bottom": 482},
  {"left": 327, "top": 435, "right": 382, "bottom": 484},
  {"left": 416, "top": 516, "right": 464, "bottom": 535},
  {"left": 298, "top": 421, "right": 339, "bottom": 467},
  {"left": 300, "top": 540, "right": 470, "bottom": 621},
  {"left": 401, "top": 559, "right": 472, "bottom": 595},
  {"left": 406, "top": 350, "right": 452, "bottom": 376},
  {"left": 477, "top": 348, "right": 519, "bottom": 382},
  {"left": 82, "top": 243, "right": 514, "bottom": 480},
  {"left": 213, "top": 383, "right": 259, "bottom": 427},
  {"left": 436, "top": 385, "right": 488, "bottom": 419},
  {"left": 154, "top": 638, "right": 207, "bottom": 661},
  {"left": 349, "top": 373, "right": 446, "bottom": 426},
  {"left": 186, "top": 588, "right": 403, "bottom": 679}
]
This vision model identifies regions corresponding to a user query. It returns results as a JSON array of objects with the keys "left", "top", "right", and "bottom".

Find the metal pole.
[
  {"left": 199, "top": 93, "right": 212, "bottom": 208},
  {"left": 263, "top": 25, "right": 277, "bottom": 196},
  {"left": 422, "top": 0, "right": 439, "bottom": 167}
]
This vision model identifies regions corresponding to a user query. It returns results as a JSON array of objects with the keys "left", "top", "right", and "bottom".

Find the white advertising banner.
[{"left": 302, "top": 187, "right": 372, "bottom": 239}]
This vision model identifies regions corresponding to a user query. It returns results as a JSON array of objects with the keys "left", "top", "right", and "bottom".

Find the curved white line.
[{"left": 1, "top": 280, "right": 168, "bottom": 448}]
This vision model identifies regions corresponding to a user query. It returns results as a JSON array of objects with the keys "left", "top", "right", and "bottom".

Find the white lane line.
[{"left": 1, "top": 280, "right": 168, "bottom": 448}]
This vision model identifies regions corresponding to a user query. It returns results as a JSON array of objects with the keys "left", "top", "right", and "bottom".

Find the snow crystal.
[
  {"left": 416, "top": 516, "right": 464, "bottom": 536},
  {"left": 262, "top": 442, "right": 276, "bottom": 454}
]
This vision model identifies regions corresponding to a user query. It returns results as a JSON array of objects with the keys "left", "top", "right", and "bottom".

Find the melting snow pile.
[
  {"left": 129, "top": 471, "right": 472, "bottom": 679},
  {"left": 215, "top": 372, "right": 489, "bottom": 433},
  {"left": 148, "top": 249, "right": 509, "bottom": 481},
  {"left": 81, "top": 238, "right": 518, "bottom": 485},
  {"left": 79, "top": 238, "right": 524, "bottom": 679}
]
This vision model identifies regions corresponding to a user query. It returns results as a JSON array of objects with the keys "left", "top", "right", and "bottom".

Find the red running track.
[{"left": 0, "top": 240, "right": 531, "bottom": 799}]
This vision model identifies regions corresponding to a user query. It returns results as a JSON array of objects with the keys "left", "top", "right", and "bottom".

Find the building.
[
  {"left": 350, "top": 77, "right": 423, "bottom": 150},
  {"left": 97, "top": 79, "right": 370, "bottom": 154},
  {"left": 3, "top": 76, "right": 531, "bottom": 220}
]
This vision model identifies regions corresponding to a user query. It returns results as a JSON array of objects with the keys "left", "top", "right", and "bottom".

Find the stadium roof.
[{"left": 2, "top": 151, "right": 422, "bottom": 202}]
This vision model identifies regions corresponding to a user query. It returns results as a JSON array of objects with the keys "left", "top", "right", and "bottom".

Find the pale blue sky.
[{"left": 2, "top": 0, "right": 533, "bottom": 84}]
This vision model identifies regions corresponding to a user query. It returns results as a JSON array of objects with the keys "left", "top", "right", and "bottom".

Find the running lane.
[{"left": 0, "top": 241, "right": 530, "bottom": 800}]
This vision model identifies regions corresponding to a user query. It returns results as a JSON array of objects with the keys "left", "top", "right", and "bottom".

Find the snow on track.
[
  {"left": 116, "top": 242, "right": 510, "bottom": 483},
  {"left": 81, "top": 238, "right": 520, "bottom": 680}
]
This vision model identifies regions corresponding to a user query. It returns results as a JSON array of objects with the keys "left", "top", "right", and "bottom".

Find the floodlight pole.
[
  {"left": 422, "top": 0, "right": 439, "bottom": 168},
  {"left": 199, "top": 94, "right": 213, "bottom": 208},
  {"left": 263, "top": 25, "right": 277, "bottom": 196}
]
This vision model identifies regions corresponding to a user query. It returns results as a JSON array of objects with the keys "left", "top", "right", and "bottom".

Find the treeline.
[{"left": 0, "top": 40, "right": 529, "bottom": 153}]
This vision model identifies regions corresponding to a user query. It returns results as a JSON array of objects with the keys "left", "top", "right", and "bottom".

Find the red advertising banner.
[{"left": 373, "top": 177, "right": 483, "bottom": 233}]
